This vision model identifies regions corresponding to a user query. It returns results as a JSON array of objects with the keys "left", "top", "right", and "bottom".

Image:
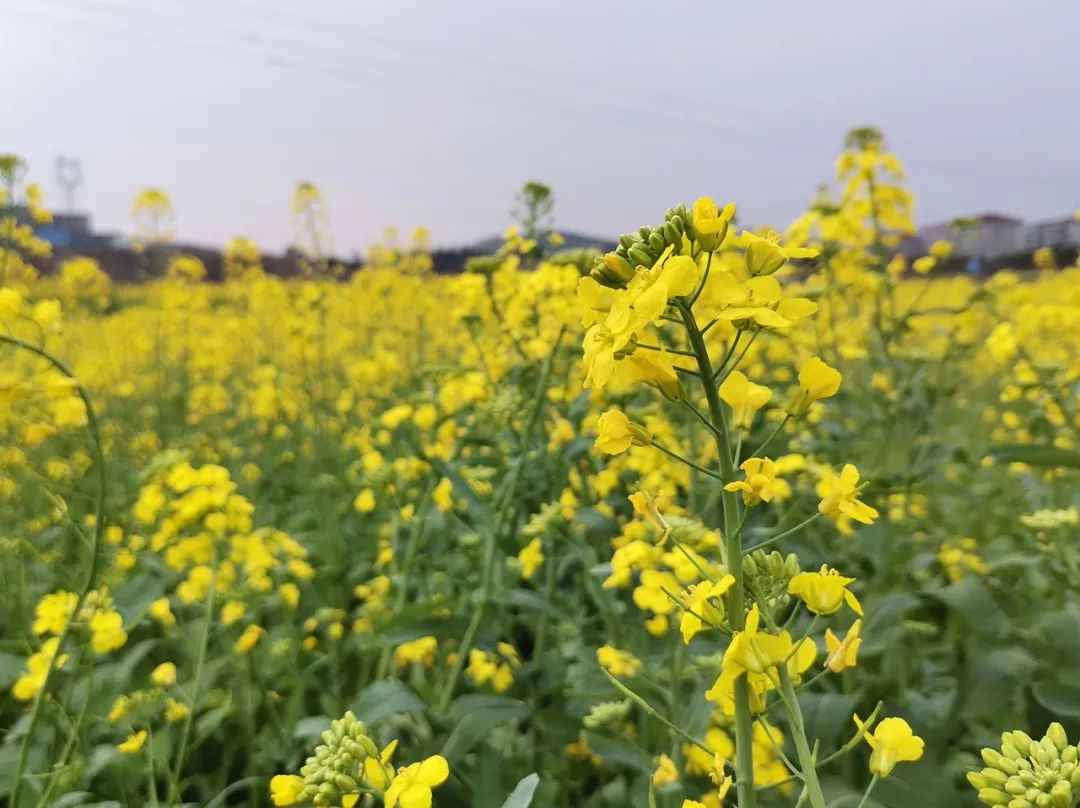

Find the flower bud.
[
  {"left": 627, "top": 245, "right": 653, "bottom": 268},
  {"left": 601, "top": 252, "right": 635, "bottom": 283},
  {"left": 977, "top": 788, "right": 1010, "bottom": 805},
  {"left": 1051, "top": 781, "right": 1072, "bottom": 807},
  {"left": 1047, "top": 724, "right": 1069, "bottom": 752}
]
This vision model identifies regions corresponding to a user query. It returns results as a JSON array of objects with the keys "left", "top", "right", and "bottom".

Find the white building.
[
  {"left": 1023, "top": 217, "right": 1080, "bottom": 251},
  {"left": 916, "top": 213, "right": 1025, "bottom": 260}
]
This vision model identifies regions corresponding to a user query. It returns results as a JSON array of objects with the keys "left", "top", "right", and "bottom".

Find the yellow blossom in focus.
[
  {"left": 384, "top": 754, "right": 449, "bottom": 808},
  {"left": 854, "top": 715, "right": 925, "bottom": 777},
  {"left": 817, "top": 464, "right": 878, "bottom": 525},
  {"left": 719, "top": 371, "right": 772, "bottom": 431},
  {"left": 788, "top": 565, "right": 863, "bottom": 616},
  {"left": 824, "top": 620, "right": 862, "bottom": 672},
  {"left": 725, "top": 458, "right": 779, "bottom": 506},
  {"left": 595, "top": 409, "right": 651, "bottom": 454}
]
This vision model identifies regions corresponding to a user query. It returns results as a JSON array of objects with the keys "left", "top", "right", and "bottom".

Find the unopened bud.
[{"left": 1047, "top": 724, "right": 1069, "bottom": 752}]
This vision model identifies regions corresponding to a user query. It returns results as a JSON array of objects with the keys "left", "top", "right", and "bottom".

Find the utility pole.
[{"left": 55, "top": 156, "right": 82, "bottom": 210}]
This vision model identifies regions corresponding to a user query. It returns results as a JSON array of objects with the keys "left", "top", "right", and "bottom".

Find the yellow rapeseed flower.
[
  {"left": 854, "top": 715, "right": 925, "bottom": 777},
  {"left": 384, "top": 754, "right": 449, "bottom": 808},
  {"left": 117, "top": 729, "right": 147, "bottom": 754},
  {"left": 788, "top": 565, "right": 863, "bottom": 616}
]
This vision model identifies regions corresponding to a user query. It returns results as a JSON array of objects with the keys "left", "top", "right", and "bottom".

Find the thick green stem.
[
  {"left": 677, "top": 302, "right": 757, "bottom": 808},
  {"left": 778, "top": 667, "right": 827, "bottom": 808}
]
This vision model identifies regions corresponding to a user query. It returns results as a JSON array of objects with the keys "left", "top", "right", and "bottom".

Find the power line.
[{"left": 10, "top": 0, "right": 1080, "bottom": 195}]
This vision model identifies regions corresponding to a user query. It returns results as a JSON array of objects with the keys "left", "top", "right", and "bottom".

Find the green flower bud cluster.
[
  {"left": 547, "top": 247, "right": 601, "bottom": 274},
  {"left": 477, "top": 388, "right": 525, "bottom": 430},
  {"left": 590, "top": 206, "right": 692, "bottom": 289},
  {"left": 583, "top": 699, "right": 632, "bottom": 730},
  {"left": 743, "top": 550, "right": 801, "bottom": 614},
  {"left": 464, "top": 254, "right": 503, "bottom": 276},
  {"left": 522, "top": 500, "right": 564, "bottom": 539},
  {"left": 969, "top": 724, "right": 1080, "bottom": 808},
  {"left": 0, "top": 537, "right": 21, "bottom": 557},
  {"left": 298, "top": 711, "right": 379, "bottom": 807},
  {"left": 666, "top": 516, "right": 713, "bottom": 550}
]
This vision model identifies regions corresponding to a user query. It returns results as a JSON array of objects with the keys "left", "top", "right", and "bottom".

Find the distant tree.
[
  {"left": 844, "top": 126, "right": 884, "bottom": 151},
  {"left": 511, "top": 181, "right": 556, "bottom": 266}
]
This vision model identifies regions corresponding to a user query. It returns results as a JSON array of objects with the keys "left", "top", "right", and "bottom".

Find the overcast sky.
[{"left": 3, "top": 0, "right": 1078, "bottom": 254}]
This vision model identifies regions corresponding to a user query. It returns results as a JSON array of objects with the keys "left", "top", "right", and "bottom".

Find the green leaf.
[
  {"left": 800, "top": 692, "right": 860, "bottom": 746},
  {"left": 0, "top": 651, "right": 24, "bottom": 690},
  {"left": 585, "top": 733, "right": 652, "bottom": 772},
  {"left": 349, "top": 680, "right": 427, "bottom": 724},
  {"left": 496, "top": 589, "right": 569, "bottom": 622},
  {"left": 293, "top": 716, "right": 332, "bottom": 742},
  {"left": 112, "top": 574, "right": 168, "bottom": 624},
  {"left": 930, "top": 577, "right": 1005, "bottom": 635},
  {"left": 988, "top": 444, "right": 1080, "bottom": 468},
  {"left": 1032, "top": 682, "right": 1080, "bottom": 717},
  {"left": 446, "top": 693, "right": 524, "bottom": 723},
  {"left": 440, "top": 696, "right": 527, "bottom": 763},
  {"left": 499, "top": 773, "right": 540, "bottom": 808}
]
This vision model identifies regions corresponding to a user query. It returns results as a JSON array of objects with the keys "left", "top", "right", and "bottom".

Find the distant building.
[
  {"left": 1024, "top": 217, "right": 1080, "bottom": 252},
  {"left": 913, "top": 212, "right": 1080, "bottom": 262},
  {"left": 915, "top": 213, "right": 1025, "bottom": 260},
  {"left": 13, "top": 206, "right": 118, "bottom": 251}
]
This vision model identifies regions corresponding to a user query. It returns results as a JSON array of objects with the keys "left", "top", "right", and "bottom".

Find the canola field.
[{"left": 3, "top": 135, "right": 1080, "bottom": 808}]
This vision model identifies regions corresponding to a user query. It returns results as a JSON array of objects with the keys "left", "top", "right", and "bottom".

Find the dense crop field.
[{"left": 4, "top": 134, "right": 1080, "bottom": 808}]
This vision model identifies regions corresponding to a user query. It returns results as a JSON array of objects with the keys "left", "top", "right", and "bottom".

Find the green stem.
[
  {"left": 713, "top": 331, "right": 758, "bottom": 385},
  {"left": 167, "top": 554, "right": 218, "bottom": 805},
  {"left": 856, "top": 775, "right": 880, "bottom": 808},
  {"left": 533, "top": 529, "right": 560, "bottom": 660},
  {"left": 748, "top": 415, "right": 791, "bottom": 459},
  {"left": 2, "top": 336, "right": 107, "bottom": 808},
  {"left": 376, "top": 484, "right": 436, "bottom": 679},
  {"left": 651, "top": 441, "right": 725, "bottom": 481},
  {"left": 601, "top": 669, "right": 717, "bottom": 762},
  {"left": 748, "top": 512, "right": 823, "bottom": 553},
  {"left": 777, "top": 667, "right": 827, "bottom": 808},
  {"left": 676, "top": 301, "right": 756, "bottom": 808}
]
